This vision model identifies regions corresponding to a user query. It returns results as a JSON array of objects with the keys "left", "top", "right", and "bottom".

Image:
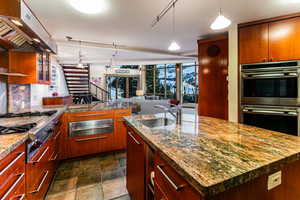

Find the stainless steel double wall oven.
[{"left": 240, "top": 61, "right": 300, "bottom": 136}]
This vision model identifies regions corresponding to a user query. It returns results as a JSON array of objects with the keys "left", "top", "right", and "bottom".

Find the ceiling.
[{"left": 25, "top": 0, "right": 300, "bottom": 65}]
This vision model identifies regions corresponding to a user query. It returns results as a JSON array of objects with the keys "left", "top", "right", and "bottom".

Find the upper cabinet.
[
  {"left": 239, "top": 16, "right": 300, "bottom": 64},
  {"left": 239, "top": 24, "right": 269, "bottom": 64},
  {"left": 269, "top": 17, "right": 300, "bottom": 62},
  {"left": 8, "top": 51, "right": 51, "bottom": 85}
]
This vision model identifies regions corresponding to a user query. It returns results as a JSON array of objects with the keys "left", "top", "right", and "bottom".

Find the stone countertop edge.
[{"left": 123, "top": 119, "right": 300, "bottom": 197}]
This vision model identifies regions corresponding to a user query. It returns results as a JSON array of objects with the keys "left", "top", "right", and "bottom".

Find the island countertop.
[
  {"left": 124, "top": 113, "right": 300, "bottom": 197},
  {"left": 65, "top": 102, "right": 133, "bottom": 113}
]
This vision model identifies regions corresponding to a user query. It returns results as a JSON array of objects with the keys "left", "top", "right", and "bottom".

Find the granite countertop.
[
  {"left": 65, "top": 102, "right": 133, "bottom": 113},
  {"left": 124, "top": 113, "right": 300, "bottom": 197},
  {"left": 0, "top": 105, "right": 66, "bottom": 160}
]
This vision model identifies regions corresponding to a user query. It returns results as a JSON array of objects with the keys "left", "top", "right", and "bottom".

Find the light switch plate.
[{"left": 267, "top": 171, "right": 282, "bottom": 190}]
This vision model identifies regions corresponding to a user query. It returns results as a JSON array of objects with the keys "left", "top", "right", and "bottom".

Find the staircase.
[{"left": 62, "top": 65, "right": 110, "bottom": 104}]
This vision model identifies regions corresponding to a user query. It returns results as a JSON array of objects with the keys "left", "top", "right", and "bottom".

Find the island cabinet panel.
[
  {"left": 154, "top": 153, "right": 201, "bottom": 200},
  {"left": 269, "top": 17, "right": 300, "bottom": 62},
  {"left": 209, "top": 159, "right": 300, "bottom": 200},
  {"left": 0, "top": 143, "right": 26, "bottom": 200},
  {"left": 239, "top": 23, "right": 269, "bottom": 64},
  {"left": 126, "top": 128, "right": 146, "bottom": 200}
]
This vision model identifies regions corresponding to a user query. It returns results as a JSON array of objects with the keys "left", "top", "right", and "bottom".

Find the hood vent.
[{"left": 0, "top": 19, "right": 28, "bottom": 48}]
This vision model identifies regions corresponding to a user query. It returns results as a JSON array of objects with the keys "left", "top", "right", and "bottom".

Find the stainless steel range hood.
[{"left": 0, "top": 0, "right": 57, "bottom": 53}]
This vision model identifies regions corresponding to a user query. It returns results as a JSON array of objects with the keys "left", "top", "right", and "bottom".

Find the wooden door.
[
  {"left": 198, "top": 37, "right": 228, "bottom": 120},
  {"left": 239, "top": 23, "right": 269, "bottom": 64},
  {"left": 269, "top": 17, "right": 300, "bottom": 62},
  {"left": 126, "top": 129, "right": 145, "bottom": 200}
]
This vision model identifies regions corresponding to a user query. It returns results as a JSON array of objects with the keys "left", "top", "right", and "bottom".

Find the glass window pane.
[
  {"left": 145, "top": 65, "right": 155, "bottom": 94},
  {"left": 129, "top": 77, "right": 138, "bottom": 97},
  {"left": 166, "top": 67, "right": 176, "bottom": 99},
  {"left": 155, "top": 67, "right": 165, "bottom": 97},
  {"left": 182, "top": 65, "right": 197, "bottom": 103}
]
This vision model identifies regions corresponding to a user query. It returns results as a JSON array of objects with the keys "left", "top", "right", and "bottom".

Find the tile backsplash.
[
  {"left": 0, "top": 80, "right": 7, "bottom": 114},
  {"left": 9, "top": 84, "right": 31, "bottom": 112}
]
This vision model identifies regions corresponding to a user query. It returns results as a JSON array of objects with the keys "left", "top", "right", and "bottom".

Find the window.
[
  {"left": 182, "top": 62, "right": 198, "bottom": 103},
  {"left": 145, "top": 64, "right": 177, "bottom": 99}
]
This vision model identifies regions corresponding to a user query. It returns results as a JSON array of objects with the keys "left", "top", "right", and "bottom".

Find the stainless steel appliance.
[
  {"left": 69, "top": 119, "right": 114, "bottom": 138},
  {"left": 241, "top": 105, "right": 300, "bottom": 136},
  {"left": 241, "top": 61, "right": 300, "bottom": 106}
]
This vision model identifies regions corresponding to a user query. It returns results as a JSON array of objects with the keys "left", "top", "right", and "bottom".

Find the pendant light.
[
  {"left": 168, "top": 3, "right": 180, "bottom": 51},
  {"left": 210, "top": 8, "right": 231, "bottom": 30}
]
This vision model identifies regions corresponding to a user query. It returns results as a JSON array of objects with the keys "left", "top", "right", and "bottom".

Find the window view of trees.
[{"left": 182, "top": 63, "right": 198, "bottom": 103}]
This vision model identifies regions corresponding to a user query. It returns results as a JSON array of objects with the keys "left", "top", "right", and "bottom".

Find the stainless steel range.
[{"left": 0, "top": 110, "right": 58, "bottom": 161}]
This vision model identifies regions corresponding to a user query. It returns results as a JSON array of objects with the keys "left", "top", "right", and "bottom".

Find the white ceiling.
[{"left": 25, "top": 0, "right": 300, "bottom": 65}]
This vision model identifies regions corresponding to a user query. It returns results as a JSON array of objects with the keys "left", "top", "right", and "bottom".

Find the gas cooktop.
[
  {"left": 0, "top": 110, "right": 57, "bottom": 119},
  {"left": 0, "top": 123, "right": 37, "bottom": 135}
]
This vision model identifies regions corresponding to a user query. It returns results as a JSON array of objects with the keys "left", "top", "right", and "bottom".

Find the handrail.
[{"left": 90, "top": 82, "right": 111, "bottom": 102}]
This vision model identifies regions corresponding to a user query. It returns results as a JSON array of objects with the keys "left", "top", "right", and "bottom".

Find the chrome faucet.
[{"left": 154, "top": 105, "right": 182, "bottom": 125}]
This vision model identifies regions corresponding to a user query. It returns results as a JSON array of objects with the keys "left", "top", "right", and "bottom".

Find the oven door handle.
[
  {"left": 243, "top": 109, "right": 298, "bottom": 116},
  {"left": 243, "top": 72, "right": 298, "bottom": 79}
]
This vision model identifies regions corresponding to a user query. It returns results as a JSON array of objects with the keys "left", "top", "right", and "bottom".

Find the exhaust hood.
[{"left": 0, "top": 0, "right": 57, "bottom": 53}]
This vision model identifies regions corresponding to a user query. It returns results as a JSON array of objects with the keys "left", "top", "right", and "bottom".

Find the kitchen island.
[{"left": 124, "top": 113, "right": 300, "bottom": 200}]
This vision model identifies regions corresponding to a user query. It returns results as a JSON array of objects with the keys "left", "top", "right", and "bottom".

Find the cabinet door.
[
  {"left": 37, "top": 53, "right": 44, "bottom": 82},
  {"left": 269, "top": 17, "right": 300, "bottom": 62},
  {"left": 114, "top": 118, "right": 127, "bottom": 150},
  {"left": 44, "top": 53, "right": 51, "bottom": 84},
  {"left": 127, "top": 129, "right": 145, "bottom": 200},
  {"left": 239, "top": 24, "right": 269, "bottom": 64}
]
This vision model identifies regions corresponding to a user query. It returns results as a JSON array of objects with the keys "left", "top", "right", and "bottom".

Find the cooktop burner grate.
[
  {"left": 0, "top": 110, "right": 57, "bottom": 119},
  {"left": 0, "top": 123, "right": 37, "bottom": 135}
]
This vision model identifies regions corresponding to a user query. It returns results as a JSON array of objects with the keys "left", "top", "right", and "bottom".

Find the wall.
[
  {"left": 89, "top": 64, "right": 107, "bottom": 89},
  {"left": 228, "top": 24, "right": 239, "bottom": 122}
]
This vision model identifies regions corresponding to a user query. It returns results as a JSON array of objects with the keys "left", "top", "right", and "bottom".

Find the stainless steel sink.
[{"left": 140, "top": 118, "right": 175, "bottom": 128}]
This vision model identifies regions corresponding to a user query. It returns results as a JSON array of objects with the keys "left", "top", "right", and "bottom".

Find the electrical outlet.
[{"left": 267, "top": 171, "right": 282, "bottom": 190}]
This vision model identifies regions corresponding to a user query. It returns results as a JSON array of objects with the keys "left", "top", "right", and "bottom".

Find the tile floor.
[{"left": 45, "top": 151, "right": 130, "bottom": 200}]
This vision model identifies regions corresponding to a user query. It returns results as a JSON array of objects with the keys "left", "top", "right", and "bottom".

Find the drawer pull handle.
[
  {"left": 54, "top": 131, "right": 62, "bottom": 140},
  {"left": 0, "top": 152, "right": 24, "bottom": 176},
  {"left": 13, "top": 194, "right": 25, "bottom": 200},
  {"left": 30, "top": 147, "right": 49, "bottom": 164},
  {"left": 30, "top": 171, "right": 49, "bottom": 194},
  {"left": 75, "top": 113, "right": 109, "bottom": 117},
  {"left": 128, "top": 132, "right": 140, "bottom": 145},
  {"left": 50, "top": 153, "right": 58, "bottom": 161},
  {"left": 157, "top": 165, "right": 184, "bottom": 191},
  {"left": 75, "top": 136, "right": 108, "bottom": 142},
  {"left": 118, "top": 120, "right": 125, "bottom": 122},
  {"left": 0, "top": 173, "right": 24, "bottom": 200}
]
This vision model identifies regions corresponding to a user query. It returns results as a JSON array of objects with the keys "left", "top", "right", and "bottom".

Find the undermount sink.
[{"left": 140, "top": 118, "right": 175, "bottom": 128}]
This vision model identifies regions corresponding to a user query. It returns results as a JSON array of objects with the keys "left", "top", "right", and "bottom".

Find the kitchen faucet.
[{"left": 154, "top": 105, "right": 182, "bottom": 125}]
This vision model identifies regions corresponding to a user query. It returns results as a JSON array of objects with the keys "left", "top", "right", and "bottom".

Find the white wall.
[
  {"left": 89, "top": 64, "right": 107, "bottom": 89},
  {"left": 228, "top": 24, "right": 239, "bottom": 122},
  {"left": 0, "top": 80, "right": 7, "bottom": 114}
]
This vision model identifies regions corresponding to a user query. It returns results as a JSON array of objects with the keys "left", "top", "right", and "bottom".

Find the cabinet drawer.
[
  {"left": 27, "top": 169, "right": 52, "bottom": 200},
  {"left": 155, "top": 183, "right": 168, "bottom": 200},
  {"left": 30, "top": 140, "right": 52, "bottom": 164},
  {"left": 0, "top": 173, "right": 25, "bottom": 200},
  {"left": 0, "top": 144, "right": 25, "bottom": 185},
  {"left": 154, "top": 153, "right": 200, "bottom": 200},
  {"left": 68, "top": 111, "right": 114, "bottom": 122}
]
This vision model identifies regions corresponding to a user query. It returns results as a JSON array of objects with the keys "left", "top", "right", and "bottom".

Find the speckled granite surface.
[
  {"left": 124, "top": 113, "right": 300, "bottom": 197},
  {"left": 0, "top": 105, "right": 66, "bottom": 160},
  {"left": 65, "top": 102, "right": 132, "bottom": 113}
]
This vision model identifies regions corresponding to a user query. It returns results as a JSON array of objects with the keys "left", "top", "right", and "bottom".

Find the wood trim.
[
  {"left": 197, "top": 34, "right": 228, "bottom": 44},
  {"left": 238, "top": 12, "right": 300, "bottom": 28}
]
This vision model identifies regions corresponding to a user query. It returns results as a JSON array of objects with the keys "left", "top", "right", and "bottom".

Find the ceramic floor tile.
[
  {"left": 111, "top": 194, "right": 131, "bottom": 200},
  {"left": 77, "top": 173, "right": 102, "bottom": 188},
  {"left": 45, "top": 190, "right": 76, "bottom": 200},
  {"left": 100, "top": 159, "right": 120, "bottom": 172},
  {"left": 102, "top": 177, "right": 128, "bottom": 200},
  {"left": 101, "top": 168, "right": 124, "bottom": 182},
  {"left": 76, "top": 184, "right": 103, "bottom": 200},
  {"left": 47, "top": 177, "right": 78, "bottom": 195}
]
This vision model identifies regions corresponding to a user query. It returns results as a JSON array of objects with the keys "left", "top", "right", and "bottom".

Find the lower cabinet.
[
  {"left": 0, "top": 143, "right": 26, "bottom": 200},
  {"left": 126, "top": 128, "right": 146, "bottom": 200},
  {"left": 125, "top": 126, "right": 202, "bottom": 200}
]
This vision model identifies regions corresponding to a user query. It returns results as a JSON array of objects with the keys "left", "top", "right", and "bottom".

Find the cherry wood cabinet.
[
  {"left": 0, "top": 143, "right": 26, "bottom": 200},
  {"left": 8, "top": 51, "right": 51, "bottom": 85},
  {"left": 239, "top": 16, "right": 300, "bottom": 64},
  {"left": 269, "top": 17, "right": 300, "bottom": 62},
  {"left": 114, "top": 109, "right": 132, "bottom": 150},
  {"left": 126, "top": 127, "right": 146, "bottom": 200},
  {"left": 239, "top": 24, "right": 269, "bottom": 64}
]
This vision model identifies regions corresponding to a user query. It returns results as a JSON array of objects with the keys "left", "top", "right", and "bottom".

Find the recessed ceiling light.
[
  {"left": 33, "top": 38, "right": 41, "bottom": 43},
  {"left": 69, "top": 0, "right": 108, "bottom": 14},
  {"left": 11, "top": 19, "right": 23, "bottom": 27}
]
